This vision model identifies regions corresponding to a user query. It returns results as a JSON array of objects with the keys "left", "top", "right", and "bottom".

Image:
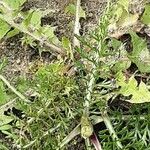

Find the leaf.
[
  {"left": 5, "top": 28, "right": 20, "bottom": 38},
  {"left": 3, "top": 0, "right": 26, "bottom": 10},
  {"left": 23, "top": 10, "right": 42, "bottom": 28},
  {"left": 116, "top": 72, "right": 150, "bottom": 103},
  {"left": 40, "top": 25, "right": 60, "bottom": 45},
  {"left": 119, "top": 75, "right": 138, "bottom": 97},
  {"left": 117, "top": 10, "right": 139, "bottom": 28},
  {"left": 115, "top": 71, "right": 126, "bottom": 87},
  {"left": 62, "top": 37, "right": 73, "bottom": 60},
  {"left": 0, "top": 81, "right": 7, "bottom": 106},
  {"left": 0, "top": 19, "right": 10, "bottom": 39},
  {"left": 108, "top": 1, "right": 139, "bottom": 38},
  {"left": 128, "top": 81, "right": 150, "bottom": 103},
  {"left": 141, "top": 4, "right": 150, "bottom": 25},
  {"left": 118, "top": 0, "right": 129, "bottom": 12},
  {"left": 129, "top": 32, "right": 150, "bottom": 72},
  {"left": 65, "top": 4, "right": 86, "bottom": 18},
  {"left": 112, "top": 59, "right": 131, "bottom": 72},
  {"left": 41, "top": 25, "right": 55, "bottom": 39},
  {"left": 0, "top": 124, "right": 12, "bottom": 131},
  {"left": 0, "top": 115, "right": 13, "bottom": 126}
]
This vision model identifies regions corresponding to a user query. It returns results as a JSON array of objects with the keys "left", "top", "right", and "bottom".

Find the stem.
[
  {"left": 85, "top": 138, "right": 92, "bottom": 150},
  {"left": 0, "top": 75, "right": 30, "bottom": 103},
  {"left": 73, "top": 0, "right": 81, "bottom": 48},
  {"left": 101, "top": 112, "right": 123, "bottom": 149}
]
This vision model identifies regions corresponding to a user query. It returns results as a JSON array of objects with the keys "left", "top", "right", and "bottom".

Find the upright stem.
[{"left": 73, "top": 0, "right": 81, "bottom": 48}]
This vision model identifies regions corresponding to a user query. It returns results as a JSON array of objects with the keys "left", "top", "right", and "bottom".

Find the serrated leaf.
[
  {"left": 128, "top": 81, "right": 150, "bottom": 103},
  {"left": 141, "top": 4, "right": 150, "bottom": 25},
  {"left": 4, "top": 0, "right": 26, "bottom": 10},
  {"left": 41, "top": 25, "right": 55, "bottom": 39},
  {"left": 120, "top": 75, "right": 138, "bottom": 96},
  {"left": 116, "top": 71, "right": 126, "bottom": 87},
  {"left": 129, "top": 32, "right": 150, "bottom": 72},
  {"left": 112, "top": 59, "right": 131, "bottom": 72},
  {"left": 0, "top": 19, "right": 10, "bottom": 39},
  {"left": 117, "top": 72, "right": 150, "bottom": 103},
  {"left": 117, "top": 10, "right": 139, "bottom": 28},
  {"left": 40, "top": 25, "right": 60, "bottom": 45}
]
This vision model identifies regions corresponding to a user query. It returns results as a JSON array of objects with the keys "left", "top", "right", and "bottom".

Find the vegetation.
[{"left": 0, "top": 0, "right": 150, "bottom": 149}]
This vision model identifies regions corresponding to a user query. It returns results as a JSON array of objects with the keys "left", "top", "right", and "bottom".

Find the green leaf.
[
  {"left": 5, "top": 28, "right": 20, "bottom": 38},
  {"left": 116, "top": 72, "right": 150, "bottom": 103},
  {"left": 65, "top": 4, "right": 86, "bottom": 18},
  {"left": 112, "top": 59, "right": 131, "bottom": 72},
  {"left": 141, "top": 4, "right": 150, "bottom": 25},
  {"left": 129, "top": 81, "right": 150, "bottom": 103},
  {"left": 62, "top": 37, "right": 73, "bottom": 60},
  {"left": 0, "top": 19, "right": 10, "bottom": 39},
  {"left": 3, "top": 0, "right": 26, "bottom": 10},
  {"left": 0, "top": 81, "right": 7, "bottom": 106},
  {"left": 129, "top": 32, "right": 150, "bottom": 72},
  {"left": 0, "top": 124, "right": 12, "bottom": 131},
  {"left": 112, "top": 45, "right": 131, "bottom": 72},
  {"left": 23, "top": 10, "right": 42, "bottom": 28},
  {"left": 0, "top": 115, "right": 13, "bottom": 126},
  {"left": 40, "top": 25, "right": 60, "bottom": 45},
  {"left": 120, "top": 75, "right": 138, "bottom": 96},
  {"left": 118, "top": 0, "right": 129, "bottom": 12},
  {"left": 41, "top": 25, "right": 55, "bottom": 39}
]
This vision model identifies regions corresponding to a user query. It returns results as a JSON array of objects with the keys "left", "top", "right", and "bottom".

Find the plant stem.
[
  {"left": 101, "top": 112, "right": 123, "bottom": 149},
  {"left": 85, "top": 138, "right": 92, "bottom": 150},
  {"left": 0, "top": 75, "right": 30, "bottom": 103},
  {"left": 73, "top": 0, "right": 81, "bottom": 48}
]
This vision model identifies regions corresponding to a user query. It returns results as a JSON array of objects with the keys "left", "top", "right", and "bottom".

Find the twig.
[{"left": 0, "top": 75, "right": 30, "bottom": 103}]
